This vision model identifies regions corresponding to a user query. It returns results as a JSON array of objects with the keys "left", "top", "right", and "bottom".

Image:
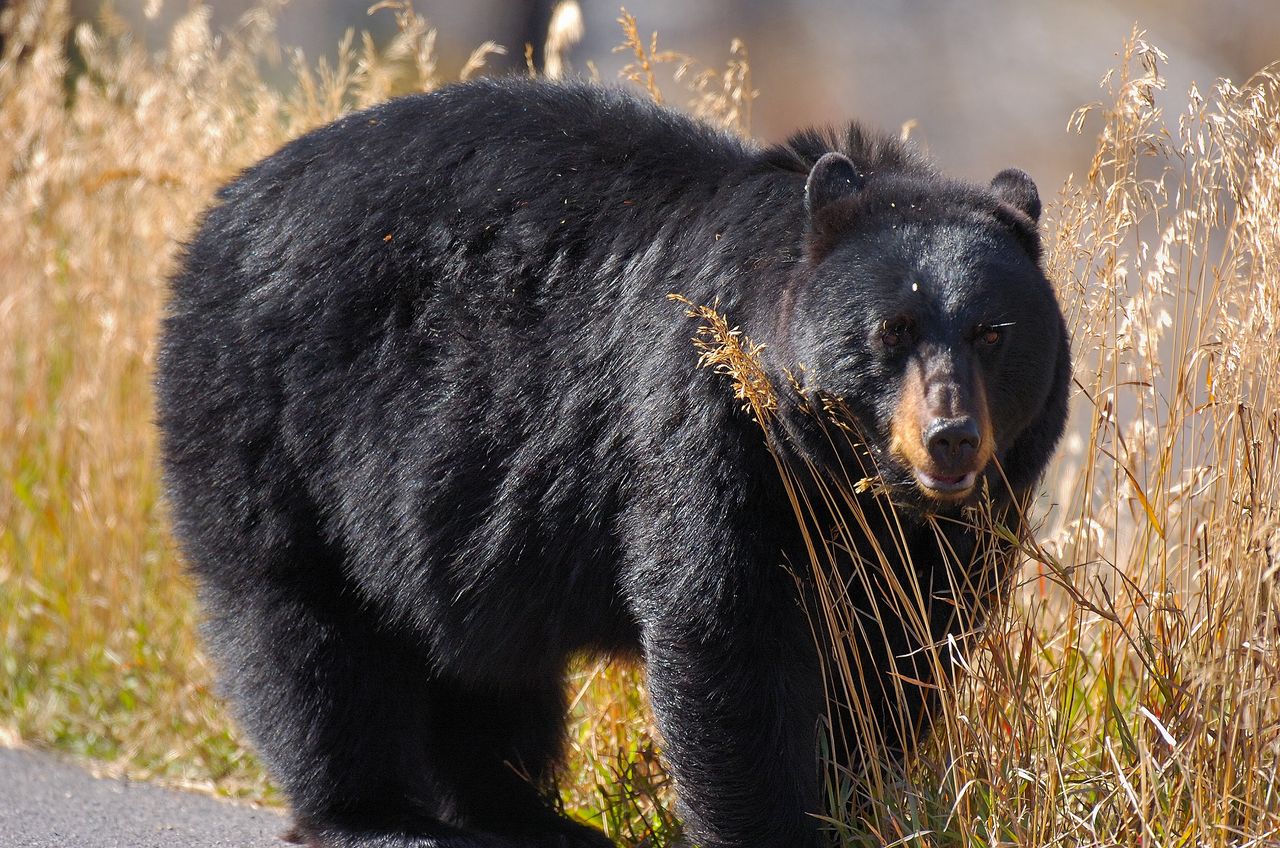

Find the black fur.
[{"left": 155, "top": 78, "right": 1069, "bottom": 848}]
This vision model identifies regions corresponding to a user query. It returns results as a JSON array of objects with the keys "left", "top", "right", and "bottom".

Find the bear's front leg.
[
  {"left": 642, "top": 606, "right": 826, "bottom": 848},
  {"left": 633, "top": 545, "right": 826, "bottom": 848}
]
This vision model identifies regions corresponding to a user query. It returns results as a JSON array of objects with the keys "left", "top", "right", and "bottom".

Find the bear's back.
[
  {"left": 165, "top": 80, "right": 764, "bottom": 381},
  {"left": 156, "top": 81, "right": 780, "bottom": 668}
]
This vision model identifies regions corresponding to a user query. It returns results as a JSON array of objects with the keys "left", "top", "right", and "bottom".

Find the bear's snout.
[
  {"left": 925, "top": 416, "right": 980, "bottom": 471},
  {"left": 890, "top": 355, "right": 994, "bottom": 499}
]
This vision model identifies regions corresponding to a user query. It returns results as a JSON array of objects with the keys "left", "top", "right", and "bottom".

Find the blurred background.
[{"left": 65, "top": 0, "right": 1280, "bottom": 195}]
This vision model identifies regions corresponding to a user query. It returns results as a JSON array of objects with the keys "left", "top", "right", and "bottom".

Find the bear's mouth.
[{"left": 913, "top": 468, "right": 978, "bottom": 496}]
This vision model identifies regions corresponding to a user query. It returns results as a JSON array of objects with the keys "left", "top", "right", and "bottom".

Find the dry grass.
[
  {"left": 616, "top": 7, "right": 755, "bottom": 135},
  {"left": 1, "top": 1, "right": 1277, "bottom": 845}
]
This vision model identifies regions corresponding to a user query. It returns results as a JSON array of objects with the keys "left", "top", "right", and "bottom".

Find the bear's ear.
[
  {"left": 805, "top": 152, "right": 864, "bottom": 217},
  {"left": 990, "top": 168, "right": 1041, "bottom": 223}
]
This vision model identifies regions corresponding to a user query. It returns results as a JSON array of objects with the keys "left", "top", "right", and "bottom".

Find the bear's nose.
[{"left": 925, "top": 416, "right": 980, "bottom": 469}]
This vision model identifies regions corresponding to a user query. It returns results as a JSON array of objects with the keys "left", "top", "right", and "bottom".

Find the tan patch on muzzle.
[
  {"left": 889, "top": 364, "right": 934, "bottom": 474},
  {"left": 970, "top": 371, "right": 995, "bottom": 470},
  {"left": 889, "top": 362, "right": 996, "bottom": 500}
]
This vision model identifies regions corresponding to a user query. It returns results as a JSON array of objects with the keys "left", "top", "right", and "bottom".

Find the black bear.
[{"left": 155, "top": 78, "right": 1069, "bottom": 848}]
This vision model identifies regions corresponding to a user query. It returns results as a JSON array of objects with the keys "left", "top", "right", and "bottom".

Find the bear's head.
[{"left": 779, "top": 151, "right": 1070, "bottom": 510}]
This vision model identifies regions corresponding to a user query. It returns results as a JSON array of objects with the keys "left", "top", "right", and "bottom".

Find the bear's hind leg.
[
  {"left": 206, "top": 584, "right": 455, "bottom": 846},
  {"left": 420, "top": 679, "right": 614, "bottom": 848},
  {"left": 205, "top": 582, "right": 607, "bottom": 848}
]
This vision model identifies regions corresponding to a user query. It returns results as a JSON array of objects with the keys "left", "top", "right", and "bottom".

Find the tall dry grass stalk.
[
  {"left": 543, "top": 0, "right": 584, "bottom": 81},
  {"left": 2, "top": 0, "right": 1277, "bottom": 843}
]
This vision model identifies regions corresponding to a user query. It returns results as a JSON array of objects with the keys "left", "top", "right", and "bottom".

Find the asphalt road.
[{"left": 0, "top": 746, "right": 286, "bottom": 847}]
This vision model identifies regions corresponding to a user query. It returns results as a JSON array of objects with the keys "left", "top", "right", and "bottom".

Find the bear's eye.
[
  {"left": 881, "top": 317, "right": 913, "bottom": 349},
  {"left": 967, "top": 324, "right": 1008, "bottom": 348}
]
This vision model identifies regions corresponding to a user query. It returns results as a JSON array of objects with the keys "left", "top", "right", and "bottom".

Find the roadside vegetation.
[{"left": 1, "top": 2, "right": 1276, "bottom": 844}]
